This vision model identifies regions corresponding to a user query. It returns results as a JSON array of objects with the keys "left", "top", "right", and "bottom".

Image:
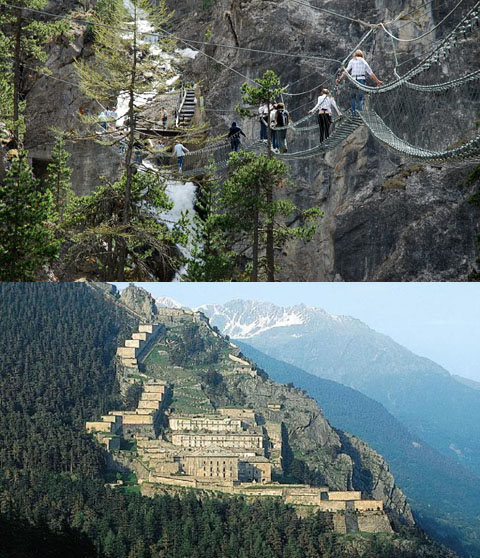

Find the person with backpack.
[
  {"left": 308, "top": 89, "right": 342, "bottom": 143},
  {"left": 269, "top": 104, "right": 278, "bottom": 151},
  {"left": 228, "top": 121, "right": 247, "bottom": 152},
  {"left": 274, "top": 102, "right": 289, "bottom": 153}
]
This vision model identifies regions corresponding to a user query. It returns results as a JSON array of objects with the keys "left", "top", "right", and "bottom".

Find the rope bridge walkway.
[{"left": 172, "top": 0, "right": 480, "bottom": 173}]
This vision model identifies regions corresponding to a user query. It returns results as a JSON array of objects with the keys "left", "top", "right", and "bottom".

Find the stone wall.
[
  {"left": 329, "top": 491, "right": 362, "bottom": 501},
  {"left": 86, "top": 420, "right": 114, "bottom": 433},
  {"left": 116, "top": 324, "right": 165, "bottom": 395},
  {"left": 356, "top": 512, "right": 393, "bottom": 533},
  {"left": 355, "top": 500, "right": 384, "bottom": 511},
  {"left": 218, "top": 408, "right": 256, "bottom": 420}
]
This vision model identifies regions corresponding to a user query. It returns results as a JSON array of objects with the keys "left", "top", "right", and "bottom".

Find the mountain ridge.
[
  {"left": 233, "top": 339, "right": 480, "bottom": 558},
  {"left": 200, "top": 299, "right": 480, "bottom": 475}
]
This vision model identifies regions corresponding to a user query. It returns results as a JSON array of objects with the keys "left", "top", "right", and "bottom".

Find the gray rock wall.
[
  {"left": 168, "top": 0, "right": 480, "bottom": 281},
  {"left": 25, "top": 2, "right": 123, "bottom": 195}
]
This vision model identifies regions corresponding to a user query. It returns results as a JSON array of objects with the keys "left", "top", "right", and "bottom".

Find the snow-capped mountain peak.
[
  {"left": 197, "top": 299, "right": 313, "bottom": 339},
  {"left": 156, "top": 296, "right": 184, "bottom": 309}
]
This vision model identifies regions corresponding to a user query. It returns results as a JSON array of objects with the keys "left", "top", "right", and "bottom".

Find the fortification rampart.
[
  {"left": 86, "top": 421, "right": 114, "bottom": 433},
  {"left": 355, "top": 500, "right": 384, "bottom": 511},
  {"left": 116, "top": 324, "right": 165, "bottom": 395},
  {"left": 218, "top": 408, "right": 256, "bottom": 420},
  {"left": 328, "top": 491, "right": 362, "bottom": 501},
  {"left": 86, "top": 319, "right": 393, "bottom": 536},
  {"left": 228, "top": 354, "right": 251, "bottom": 367},
  {"left": 356, "top": 512, "right": 392, "bottom": 533}
]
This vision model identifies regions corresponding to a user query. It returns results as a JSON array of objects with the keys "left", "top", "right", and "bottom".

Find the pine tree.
[
  {"left": 237, "top": 70, "right": 285, "bottom": 280},
  {"left": 74, "top": 0, "right": 176, "bottom": 279},
  {"left": 221, "top": 151, "right": 322, "bottom": 281},
  {"left": 0, "top": 151, "right": 59, "bottom": 280},
  {"left": 63, "top": 170, "right": 180, "bottom": 281},
  {"left": 180, "top": 166, "right": 237, "bottom": 281},
  {"left": 0, "top": 0, "right": 68, "bottom": 145},
  {"left": 46, "top": 134, "right": 73, "bottom": 222}
]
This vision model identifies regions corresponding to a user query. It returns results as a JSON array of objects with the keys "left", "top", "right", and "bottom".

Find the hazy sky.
[{"left": 112, "top": 283, "right": 480, "bottom": 383}]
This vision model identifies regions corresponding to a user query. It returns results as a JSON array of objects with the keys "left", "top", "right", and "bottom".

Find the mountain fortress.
[{"left": 86, "top": 302, "right": 395, "bottom": 535}]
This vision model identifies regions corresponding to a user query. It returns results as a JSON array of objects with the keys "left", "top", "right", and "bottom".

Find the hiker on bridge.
[
  {"left": 98, "top": 107, "right": 109, "bottom": 130},
  {"left": 336, "top": 50, "right": 383, "bottom": 113},
  {"left": 269, "top": 104, "right": 279, "bottom": 151},
  {"left": 274, "top": 102, "right": 289, "bottom": 153},
  {"left": 308, "top": 89, "right": 342, "bottom": 143},
  {"left": 174, "top": 140, "right": 189, "bottom": 171},
  {"left": 160, "top": 106, "right": 168, "bottom": 130},
  {"left": 258, "top": 103, "right": 269, "bottom": 141},
  {"left": 228, "top": 121, "right": 247, "bottom": 152},
  {"left": 155, "top": 140, "right": 167, "bottom": 166}
]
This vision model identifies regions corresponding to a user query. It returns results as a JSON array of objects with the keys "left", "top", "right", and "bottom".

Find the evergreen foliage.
[
  {"left": 221, "top": 151, "right": 322, "bottom": 281},
  {"left": 0, "top": 151, "right": 59, "bottom": 280},
  {"left": 179, "top": 155, "right": 321, "bottom": 281},
  {"left": 63, "top": 171, "right": 179, "bottom": 281},
  {"left": 179, "top": 165, "right": 238, "bottom": 281},
  {"left": 0, "top": 0, "right": 68, "bottom": 144},
  {"left": 46, "top": 134, "right": 73, "bottom": 221},
  {"left": 237, "top": 70, "right": 286, "bottom": 280},
  {"left": 74, "top": 0, "right": 176, "bottom": 277}
]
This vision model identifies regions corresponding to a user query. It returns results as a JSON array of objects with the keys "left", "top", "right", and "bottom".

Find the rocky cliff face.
[
  {"left": 119, "top": 284, "right": 159, "bottom": 320},
  {"left": 229, "top": 367, "right": 414, "bottom": 525},
  {"left": 25, "top": 1, "right": 123, "bottom": 195},
  {"left": 20, "top": 0, "right": 480, "bottom": 280},
  {"left": 165, "top": 0, "right": 480, "bottom": 281}
]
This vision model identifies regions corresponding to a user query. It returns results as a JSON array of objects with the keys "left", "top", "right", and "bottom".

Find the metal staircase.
[{"left": 176, "top": 88, "right": 196, "bottom": 127}]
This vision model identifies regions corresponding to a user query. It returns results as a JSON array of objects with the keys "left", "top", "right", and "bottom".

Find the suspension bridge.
[{"left": 172, "top": 0, "right": 480, "bottom": 175}]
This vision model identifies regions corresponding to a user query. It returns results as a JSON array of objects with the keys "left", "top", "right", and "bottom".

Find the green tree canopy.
[{"left": 0, "top": 151, "right": 59, "bottom": 280}]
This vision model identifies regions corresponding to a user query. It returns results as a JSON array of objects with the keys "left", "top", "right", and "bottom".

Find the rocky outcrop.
[
  {"left": 339, "top": 431, "right": 414, "bottom": 526},
  {"left": 25, "top": 1, "right": 123, "bottom": 195},
  {"left": 119, "top": 284, "right": 159, "bottom": 321},
  {"left": 223, "top": 352, "right": 413, "bottom": 525}
]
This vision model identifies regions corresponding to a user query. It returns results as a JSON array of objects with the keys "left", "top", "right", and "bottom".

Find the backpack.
[{"left": 276, "top": 110, "right": 288, "bottom": 127}]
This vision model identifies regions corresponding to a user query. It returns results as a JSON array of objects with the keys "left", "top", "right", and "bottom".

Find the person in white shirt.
[
  {"left": 258, "top": 103, "right": 269, "bottom": 140},
  {"left": 173, "top": 141, "right": 189, "bottom": 171},
  {"left": 108, "top": 106, "right": 118, "bottom": 130},
  {"left": 308, "top": 89, "right": 342, "bottom": 143},
  {"left": 269, "top": 104, "right": 279, "bottom": 150},
  {"left": 336, "top": 50, "right": 383, "bottom": 113}
]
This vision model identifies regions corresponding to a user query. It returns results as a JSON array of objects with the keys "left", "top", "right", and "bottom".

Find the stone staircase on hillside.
[
  {"left": 86, "top": 380, "right": 168, "bottom": 444},
  {"left": 116, "top": 324, "right": 164, "bottom": 393}
]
